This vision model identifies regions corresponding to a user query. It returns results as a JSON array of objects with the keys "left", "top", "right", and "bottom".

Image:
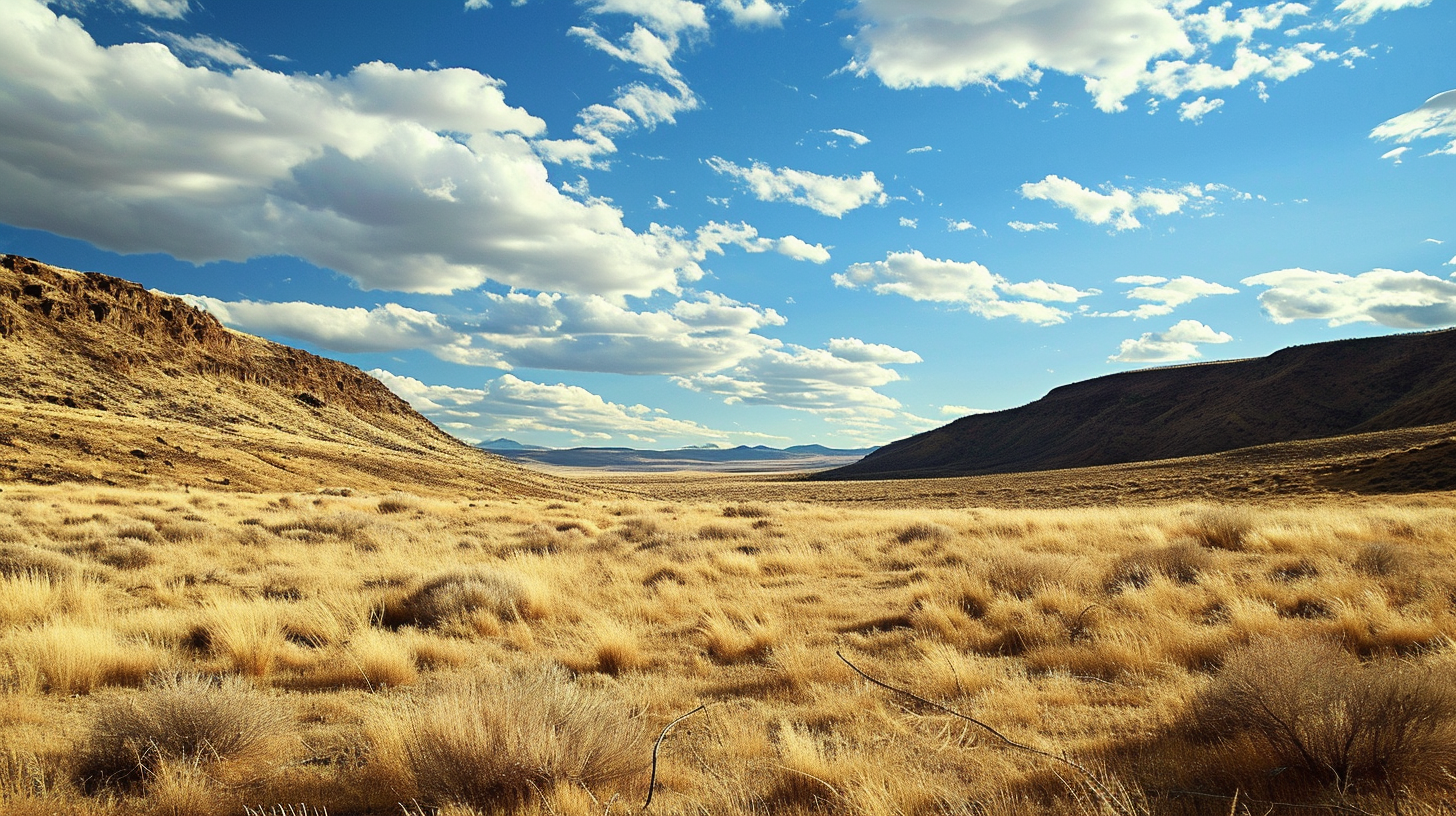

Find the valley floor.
[{"left": 1, "top": 480, "right": 1454, "bottom": 815}]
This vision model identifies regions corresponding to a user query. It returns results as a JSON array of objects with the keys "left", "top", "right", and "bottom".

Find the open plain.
[{"left": 2, "top": 475, "right": 1455, "bottom": 816}]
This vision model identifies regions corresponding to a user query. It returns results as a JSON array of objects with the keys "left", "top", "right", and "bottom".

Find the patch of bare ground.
[{"left": 0, "top": 482, "right": 1453, "bottom": 815}]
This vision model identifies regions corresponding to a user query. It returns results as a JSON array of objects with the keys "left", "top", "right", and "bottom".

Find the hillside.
[
  {"left": 822, "top": 328, "right": 1456, "bottom": 481},
  {"left": 0, "top": 255, "right": 579, "bottom": 497}
]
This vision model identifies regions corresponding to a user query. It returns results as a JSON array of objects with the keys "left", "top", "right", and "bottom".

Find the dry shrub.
[
  {"left": 894, "top": 522, "right": 951, "bottom": 545},
  {"left": 1354, "top": 541, "right": 1407, "bottom": 577},
  {"left": 264, "top": 511, "right": 373, "bottom": 539},
  {"left": 605, "top": 517, "right": 670, "bottom": 549},
  {"left": 376, "top": 493, "right": 421, "bottom": 515},
  {"left": 0, "top": 544, "right": 77, "bottom": 578},
  {"left": 5, "top": 624, "right": 161, "bottom": 693},
  {"left": 293, "top": 629, "right": 418, "bottom": 690},
  {"left": 404, "top": 667, "right": 647, "bottom": 810},
  {"left": 204, "top": 601, "right": 286, "bottom": 679},
  {"left": 700, "top": 610, "right": 778, "bottom": 663},
  {"left": 384, "top": 571, "right": 543, "bottom": 629},
  {"left": 767, "top": 721, "right": 845, "bottom": 811},
  {"left": 78, "top": 674, "right": 296, "bottom": 793},
  {"left": 1188, "top": 638, "right": 1456, "bottom": 790},
  {"left": 1189, "top": 506, "right": 1253, "bottom": 551},
  {"left": 1105, "top": 541, "right": 1211, "bottom": 590},
  {"left": 722, "top": 504, "right": 770, "bottom": 519},
  {"left": 697, "top": 523, "right": 748, "bottom": 541}
]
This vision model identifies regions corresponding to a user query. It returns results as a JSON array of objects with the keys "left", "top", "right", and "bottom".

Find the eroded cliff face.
[
  {"left": 0, "top": 254, "right": 415, "bottom": 421},
  {"left": 0, "top": 255, "right": 580, "bottom": 497}
]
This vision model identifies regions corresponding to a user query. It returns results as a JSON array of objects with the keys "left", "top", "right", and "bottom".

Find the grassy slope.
[{"left": 0, "top": 255, "right": 583, "bottom": 499}]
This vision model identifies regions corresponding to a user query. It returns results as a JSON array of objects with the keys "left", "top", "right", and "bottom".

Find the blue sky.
[{"left": 1, "top": 0, "right": 1453, "bottom": 449}]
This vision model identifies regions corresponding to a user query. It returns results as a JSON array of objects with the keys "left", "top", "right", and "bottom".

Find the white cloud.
[
  {"left": 899, "top": 217, "right": 918, "bottom": 229},
  {"left": 707, "top": 157, "right": 888, "bottom": 217},
  {"left": 1336, "top": 0, "right": 1432, "bottom": 25},
  {"left": 945, "top": 219, "right": 975, "bottom": 232},
  {"left": 826, "top": 337, "right": 923, "bottom": 365},
  {"left": 844, "top": 0, "right": 1338, "bottom": 113},
  {"left": 1371, "top": 89, "right": 1456, "bottom": 157},
  {"left": 773, "top": 235, "right": 832, "bottom": 264},
  {"left": 372, "top": 369, "right": 749, "bottom": 445},
  {"left": 1381, "top": 147, "right": 1410, "bottom": 164},
  {"left": 149, "top": 30, "right": 252, "bottom": 67},
  {"left": 906, "top": 145, "right": 933, "bottom": 153},
  {"left": 0, "top": 1, "right": 704, "bottom": 298},
  {"left": 1092, "top": 275, "right": 1239, "bottom": 318},
  {"left": 585, "top": 0, "right": 709, "bottom": 39},
  {"left": 827, "top": 128, "right": 870, "bottom": 146},
  {"left": 940, "top": 405, "right": 992, "bottom": 416},
  {"left": 1020, "top": 175, "right": 1198, "bottom": 230},
  {"left": 717, "top": 0, "right": 786, "bottom": 26},
  {"left": 833, "top": 249, "right": 1097, "bottom": 325},
  {"left": 1242, "top": 267, "right": 1456, "bottom": 328},
  {"left": 182, "top": 288, "right": 793, "bottom": 376},
  {"left": 690, "top": 221, "right": 830, "bottom": 263},
  {"left": 1007, "top": 220, "right": 1059, "bottom": 232},
  {"left": 1178, "top": 95, "right": 1224, "bottom": 123},
  {"left": 76, "top": 0, "right": 190, "bottom": 18},
  {"left": 1110, "top": 319, "right": 1232, "bottom": 363},
  {"left": 842, "top": 1, "right": 1432, "bottom": 114},
  {"left": 672, "top": 340, "right": 926, "bottom": 438}
]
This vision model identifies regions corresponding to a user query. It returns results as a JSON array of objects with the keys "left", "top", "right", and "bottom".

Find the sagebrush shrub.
[
  {"left": 1190, "top": 638, "right": 1456, "bottom": 789},
  {"left": 404, "top": 667, "right": 647, "bottom": 809},
  {"left": 78, "top": 674, "right": 295, "bottom": 792}
]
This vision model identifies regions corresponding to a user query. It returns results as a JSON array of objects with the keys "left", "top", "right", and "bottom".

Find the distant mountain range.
[
  {"left": 823, "top": 328, "right": 1456, "bottom": 481},
  {"left": 479, "top": 442, "right": 877, "bottom": 472}
]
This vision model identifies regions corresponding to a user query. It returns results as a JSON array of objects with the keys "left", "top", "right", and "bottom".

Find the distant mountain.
[
  {"left": 821, "top": 328, "right": 1456, "bottom": 481},
  {"left": 490, "top": 443, "right": 877, "bottom": 472},
  {"left": 477, "top": 438, "right": 549, "bottom": 451}
]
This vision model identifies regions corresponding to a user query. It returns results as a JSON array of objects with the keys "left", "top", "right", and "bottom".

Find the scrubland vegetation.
[{"left": 1, "top": 484, "right": 1454, "bottom": 815}]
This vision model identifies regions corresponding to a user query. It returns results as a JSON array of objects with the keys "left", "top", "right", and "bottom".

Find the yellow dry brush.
[{"left": 0, "top": 484, "right": 1454, "bottom": 814}]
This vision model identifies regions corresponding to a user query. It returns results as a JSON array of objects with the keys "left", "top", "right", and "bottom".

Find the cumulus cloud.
[
  {"left": 1336, "top": 0, "right": 1433, "bottom": 25},
  {"left": 844, "top": 0, "right": 1342, "bottom": 113},
  {"left": 672, "top": 340, "right": 929, "bottom": 438},
  {"left": 585, "top": 0, "right": 709, "bottom": 39},
  {"left": 1020, "top": 175, "right": 1200, "bottom": 230},
  {"left": 0, "top": 1, "right": 703, "bottom": 298},
  {"left": 1110, "top": 319, "right": 1232, "bottom": 363},
  {"left": 718, "top": 0, "right": 786, "bottom": 27},
  {"left": 1179, "top": 95, "right": 1225, "bottom": 123},
  {"left": 827, "top": 128, "right": 871, "bottom": 146},
  {"left": 945, "top": 219, "right": 975, "bottom": 232},
  {"left": 1242, "top": 267, "right": 1456, "bottom": 328},
  {"left": 899, "top": 217, "right": 918, "bottom": 229},
  {"left": 181, "top": 288, "right": 793, "bottom": 376},
  {"left": 1092, "top": 275, "right": 1239, "bottom": 319},
  {"left": 1371, "top": 90, "right": 1456, "bottom": 157},
  {"left": 825, "top": 337, "right": 923, "bottom": 364},
  {"left": 706, "top": 157, "right": 887, "bottom": 217},
  {"left": 691, "top": 221, "right": 830, "bottom": 264},
  {"left": 372, "top": 369, "right": 749, "bottom": 445},
  {"left": 1008, "top": 221, "right": 1058, "bottom": 232},
  {"left": 833, "top": 250, "right": 1097, "bottom": 325}
]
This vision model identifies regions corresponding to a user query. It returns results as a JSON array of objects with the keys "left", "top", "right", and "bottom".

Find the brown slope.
[
  {"left": 822, "top": 328, "right": 1456, "bottom": 481},
  {"left": 0, "top": 255, "right": 583, "bottom": 498}
]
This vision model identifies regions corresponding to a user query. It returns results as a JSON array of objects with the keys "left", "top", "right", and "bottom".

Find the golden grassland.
[{"left": 0, "top": 482, "right": 1454, "bottom": 815}]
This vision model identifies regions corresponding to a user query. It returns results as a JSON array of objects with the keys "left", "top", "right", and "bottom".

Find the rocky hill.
[
  {"left": 0, "top": 255, "right": 578, "bottom": 497},
  {"left": 823, "top": 328, "right": 1456, "bottom": 481}
]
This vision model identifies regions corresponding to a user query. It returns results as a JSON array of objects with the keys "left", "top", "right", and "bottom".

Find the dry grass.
[
  {"left": 401, "top": 666, "right": 648, "bottom": 810},
  {"left": 0, "top": 483, "right": 1454, "bottom": 815}
]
